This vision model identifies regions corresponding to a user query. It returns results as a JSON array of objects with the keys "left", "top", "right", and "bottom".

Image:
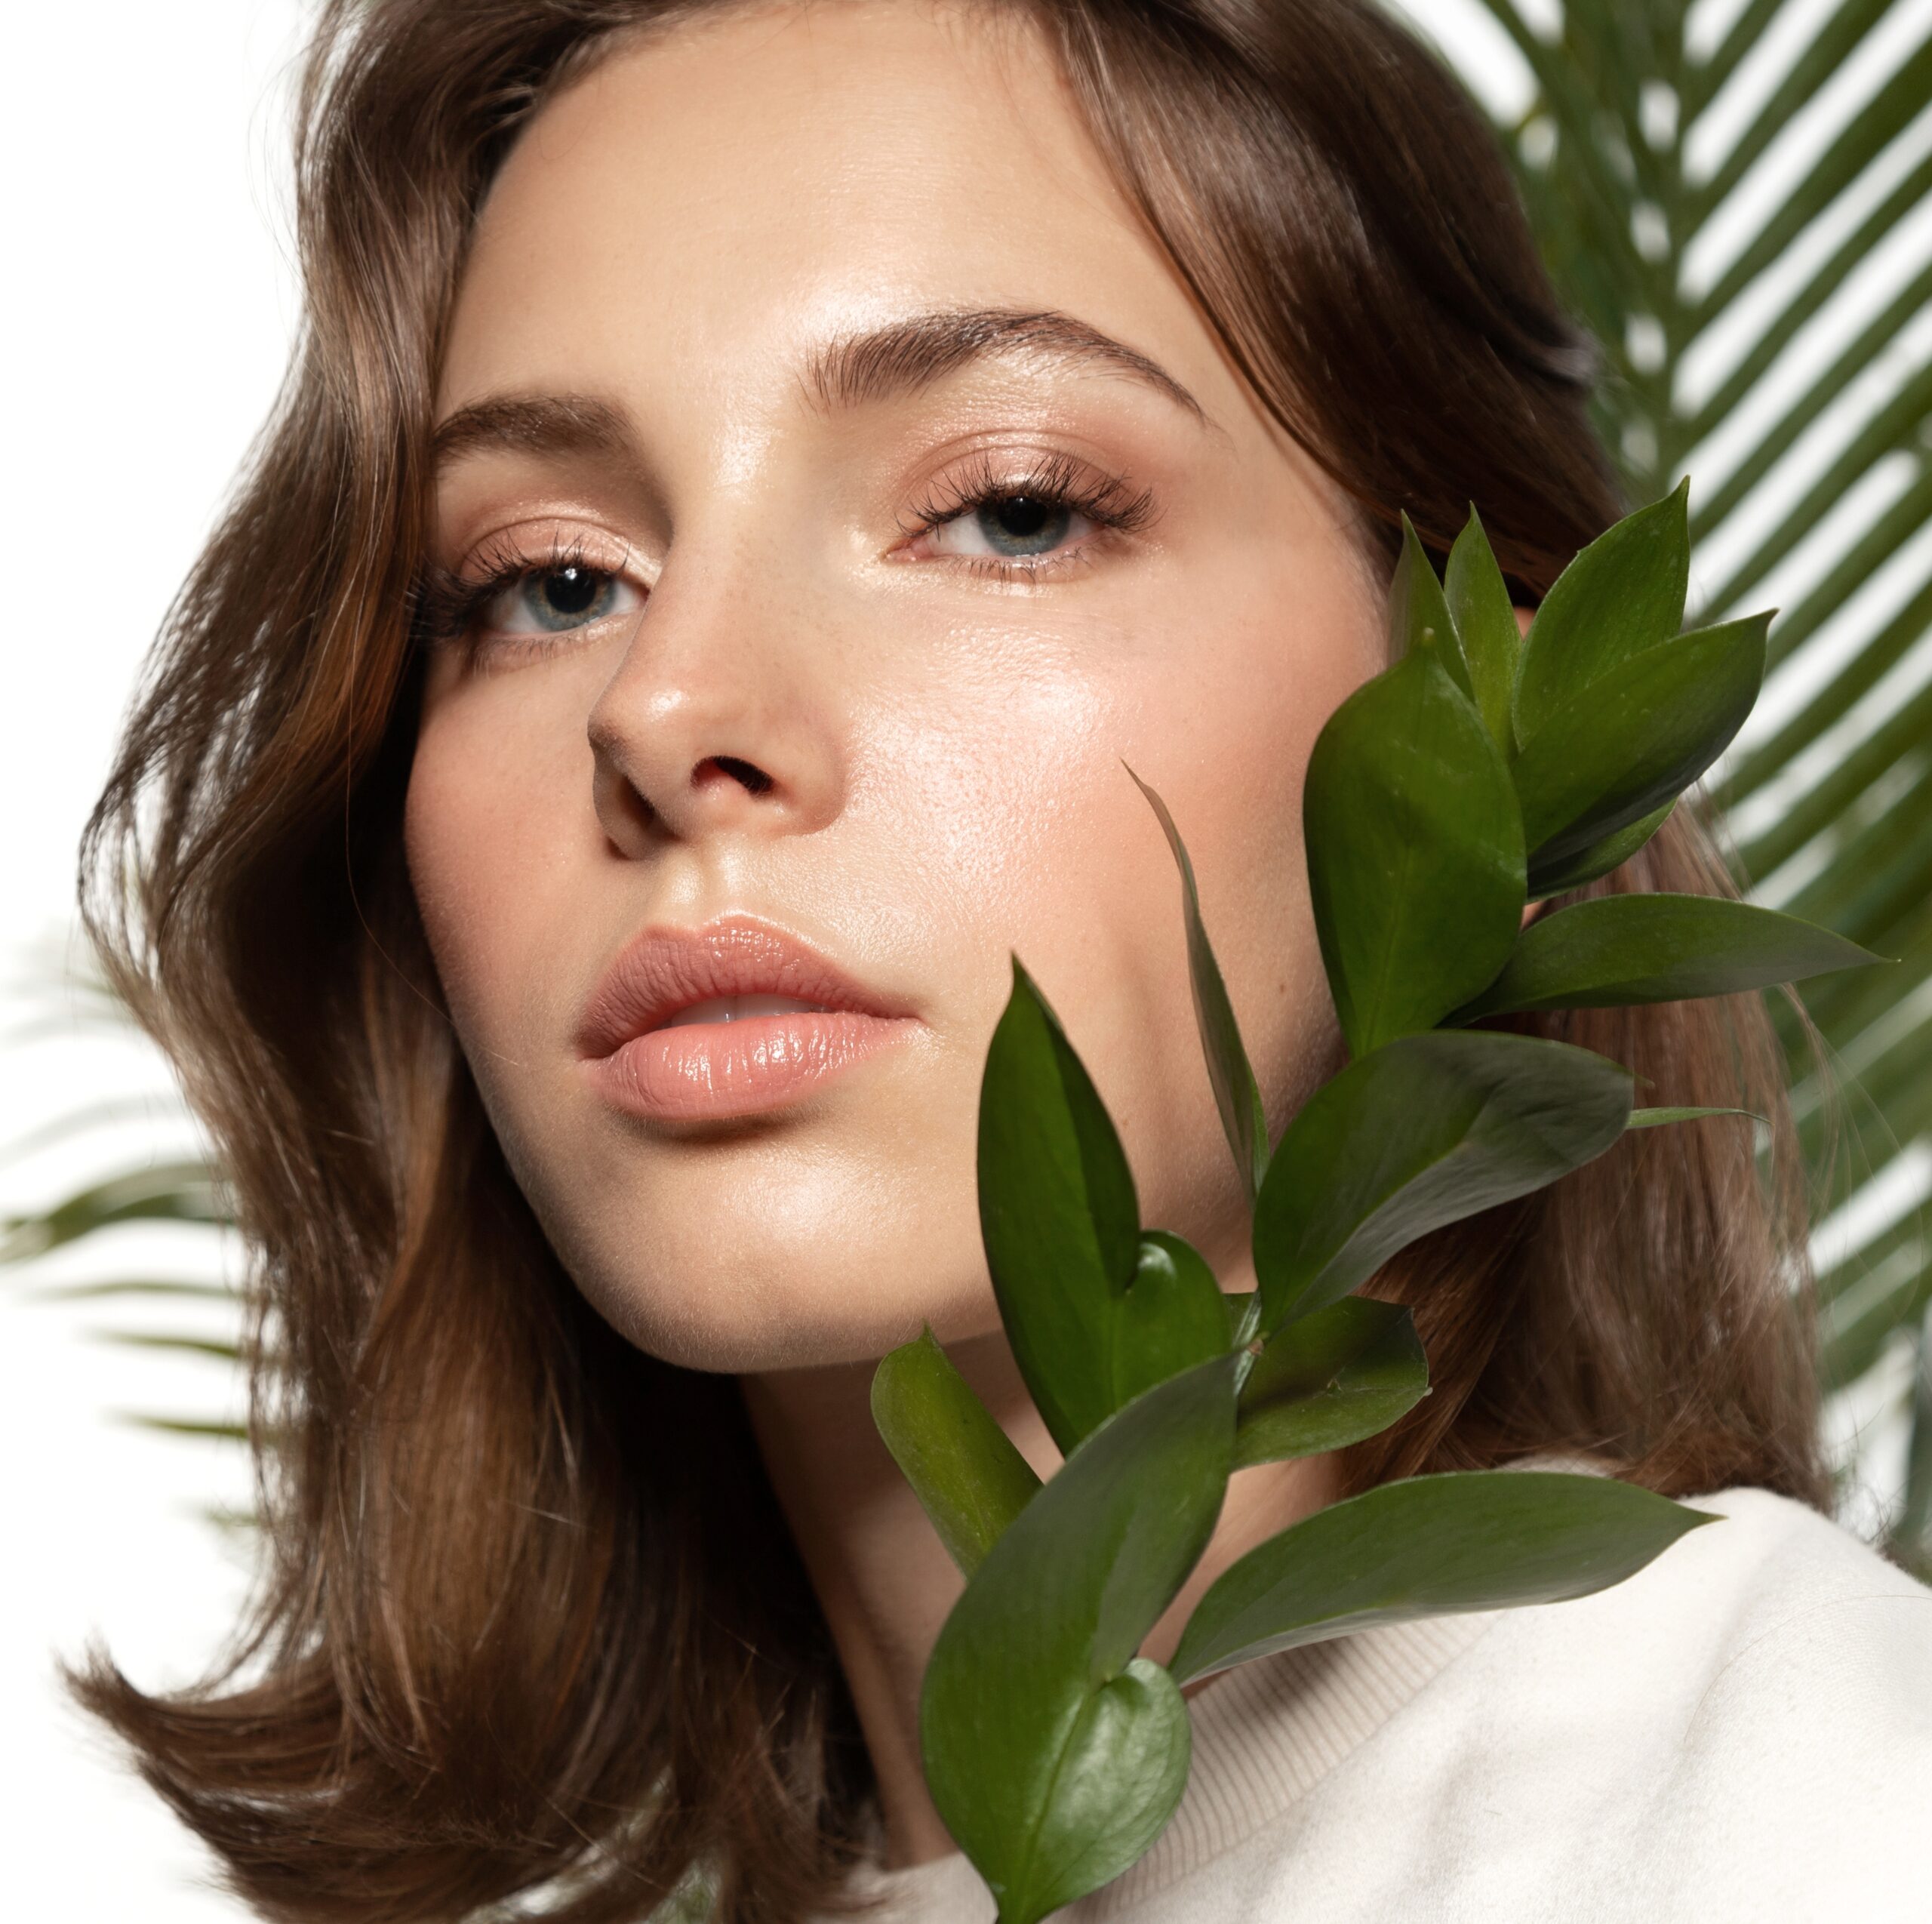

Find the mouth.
[{"left": 576, "top": 916, "right": 918, "bottom": 1124}]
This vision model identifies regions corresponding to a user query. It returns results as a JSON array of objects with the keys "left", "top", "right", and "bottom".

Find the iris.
[
  {"left": 520, "top": 564, "right": 616, "bottom": 631},
  {"left": 976, "top": 495, "right": 1072, "bottom": 557}
]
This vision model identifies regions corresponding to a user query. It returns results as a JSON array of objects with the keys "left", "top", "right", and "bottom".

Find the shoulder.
[
  {"left": 1517, "top": 1482, "right": 1932, "bottom": 1729},
  {"left": 1475, "top": 1482, "right": 1932, "bottom": 1775},
  {"left": 1574, "top": 1477, "right": 1930, "bottom": 1622},
  {"left": 1421, "top": 1485, "right": 1932, "bottom": 1916},
  {"left": 1155, "top": 1486, "right": 1932, "bottom": 1924}
]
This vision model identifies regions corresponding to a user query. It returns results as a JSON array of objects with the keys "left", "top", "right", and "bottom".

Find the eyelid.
[
  {"left": 885, "top": 443, "right": 1155, "bottom": 587},
  {"left": 450, "top": 516, "right": 641, "bottom": 583},
  {"left": 414, "top": 516, "right": 649, "bottom": 656},
  {"left": 897, "top": 445, "right": 1154, "bottom": 540}
]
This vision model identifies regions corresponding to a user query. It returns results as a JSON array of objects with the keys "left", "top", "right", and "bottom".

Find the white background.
[
  {"left": 2, "top": 2, "right": 1924, "bottom": 1916},
  {"left": 2, "top": 4, "right": 304, "bottom": 1913}
]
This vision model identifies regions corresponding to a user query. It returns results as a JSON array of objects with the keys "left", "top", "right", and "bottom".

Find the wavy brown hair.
[{"left": 75, "top": 2, "right": 1825, "bottom": 1919}]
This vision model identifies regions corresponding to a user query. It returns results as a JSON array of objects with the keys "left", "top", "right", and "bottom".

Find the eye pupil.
[
  {"left": 995, "top": 496, "right": 1051, "bottom": 537},
  {"left": 513, "top": 562, "right": 618, "bottom": 633},
  {"left": 542, "top": 565, "right": 600, "bottom": 616},
  {"left": 977, "top": 494, "right": 1071, "bottom": 556}
]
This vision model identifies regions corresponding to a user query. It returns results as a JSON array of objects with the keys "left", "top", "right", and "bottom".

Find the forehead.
[{"left": 438, "top": 0, "right": 1238, "bottom": 426}]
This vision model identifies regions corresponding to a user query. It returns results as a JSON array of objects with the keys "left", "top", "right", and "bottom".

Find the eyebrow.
[
  {"left": 429, "top": 306, "right": 1208, "bottom": 470},
  {"left": 432, "top": 392, "right": 634, "bottom": 470},
  {"left": 804, "top": 306, "right": 1207, "bottom": 422}
]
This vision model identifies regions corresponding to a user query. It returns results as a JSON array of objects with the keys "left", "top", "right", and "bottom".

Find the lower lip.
[{"left": 585, "top": 1010, "right": 914, "bottom": 1123}]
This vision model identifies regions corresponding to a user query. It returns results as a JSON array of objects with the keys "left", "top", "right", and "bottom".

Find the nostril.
[{"left": 694, "top": 754, "right": 775, "bottom": 796}]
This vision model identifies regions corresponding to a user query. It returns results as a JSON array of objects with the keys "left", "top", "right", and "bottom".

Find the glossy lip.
[{"left": 576, "top": 916, "right": 918, "bottom": 1124}]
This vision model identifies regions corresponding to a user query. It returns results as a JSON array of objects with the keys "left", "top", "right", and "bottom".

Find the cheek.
[
  {"left": 1181, "top": 566, "right": 1381, "bottom": 993},
  {"left": 853, "top": 630, "right": 1115, "bottom": 929},
  {"left": 402, "top": 681, "right": 592, "bottom": 1053},
  {"left": 1075, "top": 552, "right": 1382, "bottom": 1244},
  {"left": 1188, "top": 603, "right": 1367, "bottom": 1087}
]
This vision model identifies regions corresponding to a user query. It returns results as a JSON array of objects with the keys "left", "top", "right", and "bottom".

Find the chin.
[
  {"left": 574, "top": 1250, "right": 1000, "bottom": 1376},
  {"left": 518, "top": 1136, "right": 997, "bottom": 1376}
]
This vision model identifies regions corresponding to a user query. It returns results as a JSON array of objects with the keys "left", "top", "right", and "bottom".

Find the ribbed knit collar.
[{"left": 838, "top": 1610, "right": 1497, "bottom": 1922}]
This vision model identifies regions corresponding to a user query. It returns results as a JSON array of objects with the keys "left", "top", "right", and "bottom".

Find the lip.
[{"left": 576, "top": 915, "right": 918, "bottom": 1123}]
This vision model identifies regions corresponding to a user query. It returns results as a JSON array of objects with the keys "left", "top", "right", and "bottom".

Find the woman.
[{"left": 76, "top": 0, "right": 1929, "bottom": 1919}]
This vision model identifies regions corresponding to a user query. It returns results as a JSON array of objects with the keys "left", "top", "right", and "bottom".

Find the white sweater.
[{"left": 842, "top": 1487, "right": 1932, "bottom": 1922}]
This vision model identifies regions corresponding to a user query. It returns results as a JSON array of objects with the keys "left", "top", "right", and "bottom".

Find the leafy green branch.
[{"left": 872, "top": 489, "right": 1881, "bottom": 1923}]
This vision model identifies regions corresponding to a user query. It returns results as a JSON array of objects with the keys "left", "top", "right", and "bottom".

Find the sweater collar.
[{"left": 839, "top": 1610, "right": 1496, "bottom": 1922}]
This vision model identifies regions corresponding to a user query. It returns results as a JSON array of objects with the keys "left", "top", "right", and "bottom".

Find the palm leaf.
[
  {"left": 2, "top": 970, "right": 246, "bottom": 1467},
  {"left": 1440, "top": 0, "right": 1932, "bottom": 1539}
]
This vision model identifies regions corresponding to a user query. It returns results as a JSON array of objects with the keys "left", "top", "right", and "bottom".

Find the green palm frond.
[
  {"left": 1446, "top": 0, "right": 1932, "bottom": 1546},
  {"left": 2, "top": 1147, "right": 245, "bottom": 1434},
  {"left": 2, "top": 1144, "right": 246, "bottom": 1461},
  {"left": 0, "top": 1159, "right": 225, "bottom": 1264},
  {"left": 2, "top": 959, "right": 245, "bottom": 1466},
  {"left": 4, "top": 1186, "right": 248, "bottom": 1498}
]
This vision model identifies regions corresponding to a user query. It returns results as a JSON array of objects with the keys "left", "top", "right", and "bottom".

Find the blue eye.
[
  {"left": 928, "top": 492, "right": 1092, "bottom": 564},
  {"left": 904, "top": 448, "right": 1153, "bottom": 575},
  {"left": 527, "top": 565, "right": 611, "bottom": 627},
  {"left": 974, "top": 494, "right": 1075, "bottom": 557},
  {"left": 477, "top": 563, "right": 643, "bottom": 637}
]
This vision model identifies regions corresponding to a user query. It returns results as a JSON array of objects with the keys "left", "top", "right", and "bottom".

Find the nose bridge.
[{"left": 586, "top": 522, "right": 843, "bottom": 850}]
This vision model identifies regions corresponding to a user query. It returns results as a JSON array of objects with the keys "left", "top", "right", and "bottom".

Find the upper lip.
[{"left": 575, "top": 915, "right": 908, "bottom": 1059}]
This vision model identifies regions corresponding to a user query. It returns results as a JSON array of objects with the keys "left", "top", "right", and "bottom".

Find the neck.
[{"left": 741, "top": 1327, "right": 1340, "bottom": 1870}]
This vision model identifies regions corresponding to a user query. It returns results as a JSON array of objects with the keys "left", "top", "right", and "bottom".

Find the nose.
[{"left": 585, "top": 555, "right": 845, "bottom": 857}]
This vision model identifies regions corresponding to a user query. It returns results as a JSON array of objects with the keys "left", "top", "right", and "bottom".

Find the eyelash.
[
  {"left": 414, "top": 451, "right": 1153, "bottom": 651},
  {"left": 898, "top": 448, "right": 1155, "bottom": 580},
  {"left": 411, "top": 531, "right": 620, "bottom": 653}
]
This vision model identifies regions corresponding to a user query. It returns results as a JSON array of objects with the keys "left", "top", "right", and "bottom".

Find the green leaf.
[
  {"left": 1305, "top": 642, "right": 1526, "bottom": 1058},
  {"left": 872, "top": 1329, "right": 1042, "bottom": 1578},
  {"left": 1234, "top": 1297, "right": 1429, "bottom": 1470},
  {"left": 1454, "top": 894, "right": 1883, "bottom": 1020},
  {"left": 1, "top": 1160, "right": 224, "bottom": 1264},
  {"left": 1390, "top": 513, "right": 1470, "bottom": 696},
  {"left": 1444, "top": 504, "right": 1522, "bottom": 750},
  {"left": 1512, "top": 613, "right": 1768, "bottom": 870},
  {"left": 921, "top": 1357, "right": 1238, "bottom": 1924},
  {"left": 1112, "top": 1233, "right": 1235, "bottom": 1413},
  {"left": 976, "top": 971, "right": 1234, "bottom": 1442},
  {"left": 24, "top": 1278, "right": 238, "bottom": 1304},
  {"left": 1000, "top": 1660, "right": 1190, "bottom": 1924},
  {"left": 1170, "top": 1470, "right": 1715, "bottom": 1684},
  {"left": 977, "top": 961, "right": 1140, "bottom": 1454},
  {"left": 95, "top": 1331, "right": 243, "bottom": 1362},
  {"left": 1130, "top": 771, "right": 1269, "bottom": 1199},
  {"left": 1251, "top": 1032, "right": 1632, "bottom": 1334},
  {"left": 1626, "top": 1107, "right": 1761, "bottom": 1128},
  {"left": 117, "top": 1415, "right": 251, "bottom": 1442},
  {"left": 1513, "top": 479, "right": 1689, "bottom": 748},
  {"left": 1527, "top": 800, "right": 1675, "bottom": 900}
]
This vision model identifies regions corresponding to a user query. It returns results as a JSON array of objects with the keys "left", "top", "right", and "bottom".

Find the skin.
[{"left": 405, "top": 0, "right": 1441, "bottom": 1868}]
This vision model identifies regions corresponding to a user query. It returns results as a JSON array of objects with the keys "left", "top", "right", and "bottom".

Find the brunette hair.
[{"left": 75, "top": 1, "right": 1825, "bottom": 1919}]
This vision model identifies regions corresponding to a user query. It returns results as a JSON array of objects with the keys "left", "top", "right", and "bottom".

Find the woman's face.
[{"left": 406, "top": 0, "right": 1384, "bottom": 1373}]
